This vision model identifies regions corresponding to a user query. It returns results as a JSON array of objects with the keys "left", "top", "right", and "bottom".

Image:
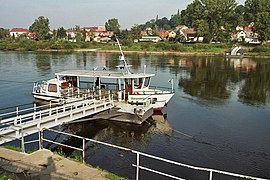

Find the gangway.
[{"left": 0, "top": 93, "right": 114, "bottom": 145}]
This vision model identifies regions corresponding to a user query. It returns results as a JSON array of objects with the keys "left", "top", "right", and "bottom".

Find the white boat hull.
[
  {"left": 32, "top": 93, "right": 60, "bottom": 102},
  {"left": 128, "top": 92, "right": 174, "bottom": 111}
]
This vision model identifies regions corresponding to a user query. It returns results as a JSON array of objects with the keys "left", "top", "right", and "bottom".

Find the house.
[
  {"left": 159, "top": 30, "right": 169, "bottom": 40},
  {"left": 158, "top": 30, "right": 176, "bottom": 40},
  {"left": 180, "top": 28, "right": 198, "bottom": 41},
  {"left": 81, "top": 26, "right": 113, "bottom": 42},
  {"left": 66, "top": 30, "right": 77, "bottom": 42},
  {"left": 233, "top": 22, "right": 259, "bottom": 44},
  {"left": 168, "top": 30, "right": 176, "bottom": 38},
  {"left": 10, "top": 28, "right": 35, "bottom": 39},
  {"left": 175, "top": 25, "right": 188, "bottom": 31}
]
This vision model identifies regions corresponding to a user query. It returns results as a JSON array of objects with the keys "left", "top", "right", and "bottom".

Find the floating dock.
[{"left": 0, "top": 93, "right": 153, "bottom": 145}]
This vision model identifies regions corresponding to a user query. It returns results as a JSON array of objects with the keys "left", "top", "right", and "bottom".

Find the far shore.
[{"left": 35, "top": 48, "right": 270, "bottom": 58}]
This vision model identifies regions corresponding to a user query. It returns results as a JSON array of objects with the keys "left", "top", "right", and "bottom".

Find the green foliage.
[
  {"left": 70, "top": 151, "right": 83, "bottom": 162},
  {"left": 244, "top": 0, "right": 270, "bottom": 42},
  {"left": 252, "top": 45, "right": 270, "bottom": 53},
  {"left": 54, "top": 147, "right": 66, "bottom": 157},
  {"left": 96, "top": 166, "right": 127, "bottom": 180},
  {"left": 56, "top": 27, "right": 67, "bottom": 39},
  {"left": 0, "top": 175, "right": 10, "bottom": 180},
  {"left": 0, "top": 28, "right": 9, "bottom": 39},
  {"left": 29, "top": 16, "right": 50, "bottom": 40},
  {"left": 105, "top": 18, "right": 121, "bottom": 34},
  {"left": 3, "top": 145, "right": 23, "bottom": 152}
]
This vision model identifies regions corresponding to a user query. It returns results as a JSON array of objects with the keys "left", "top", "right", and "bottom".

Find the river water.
[{"left": 0, "top": 51, "right": 270, "bottom": 179}]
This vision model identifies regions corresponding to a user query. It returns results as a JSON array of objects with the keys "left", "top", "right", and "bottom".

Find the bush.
[{"left": 252, "top": 46, "right": 270, "bottom": 53}]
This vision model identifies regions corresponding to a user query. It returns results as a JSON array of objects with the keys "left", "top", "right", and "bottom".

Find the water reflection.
[
  {"left": 173, "top": 56, "right": 270, "bottom": 106},
  {"left": 238, "top": 60, "right": 270, "bottom": 105},
  {"left": 35, "top": 53, "right": 51, "bottom": 76},
  {"left": 178, "top": 58, "right": 234, "bottom": 104}
]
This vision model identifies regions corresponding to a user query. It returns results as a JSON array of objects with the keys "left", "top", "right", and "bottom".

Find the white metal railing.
[
  {"left": 27, "top": 128, "right": 268, "bottom": 180},
  {"left": 0, "top": 92, "right": 114, "bottom": 144}
]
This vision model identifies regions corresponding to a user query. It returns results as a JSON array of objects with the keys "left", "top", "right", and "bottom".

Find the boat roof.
[{"left": 55, "top": 70, "right": 155, "bottom": 79}]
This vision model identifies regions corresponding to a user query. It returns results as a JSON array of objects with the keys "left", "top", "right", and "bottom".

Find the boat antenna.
[{"left": 116, "top": 38, "right": 131, "bottom": 74}]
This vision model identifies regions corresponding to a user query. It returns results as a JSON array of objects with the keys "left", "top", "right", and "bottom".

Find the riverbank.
[
  {"left": 0, "top": 147, "right": 124, "bottom": 180},
  {"left": 1, "top": 39, "right": 270, "bottom": 57}
]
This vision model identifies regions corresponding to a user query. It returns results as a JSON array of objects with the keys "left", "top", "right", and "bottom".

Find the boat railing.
[
  {"left": 20, "top": 128, "right": 267, "bottom": 180},
  {"left": 141, "top": 86, "right": 174, "bottom": 94},
  {"left": 60, "top": 87, "right": 112, "bottom": 101},
  {"left": 32, "top": 81, "right": 48, "bottom": 94}
]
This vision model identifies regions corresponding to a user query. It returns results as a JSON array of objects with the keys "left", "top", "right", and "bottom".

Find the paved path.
[{"left": 0, "top": 147, "right": 109, "bottom": 180}]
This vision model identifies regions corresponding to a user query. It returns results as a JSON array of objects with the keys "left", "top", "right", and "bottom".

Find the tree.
[
  {"left": 130, "top": 25, "right": 141, "bottom": 40},
  {"left": 169, "top": 10, "right": 182, "bottom": 28},
  {"left": 200, "top": 0, "right": 237, "bottom": 42},
  {"left": 29, "top": 16, "right": 50, "bottom": 40},
  {"left": 255, "top": 12, "right": 270, "bottom": 42},
  {"left": 105, "top": 18, "right": 120, "bottom": 34},
  {"left": 74, "top": 25, "right": 84, "bottom": 42},
  {"left": 56, "top": 27, "right": 66, "bottom": 39},
  {"left": 245, "top": 0, "right": 270, "bottom": 43},
  {"left": 235, "top": 5, "right": 245, "bottom": 26},
  {"left": 155, "top": 17, "right": 171, "bottom": 30},
  {"left": 181, "top": 0, "right": 205, "bottom": 27},
  {"left": 0, "top": 28, "right": 9, "bottom": 39}
]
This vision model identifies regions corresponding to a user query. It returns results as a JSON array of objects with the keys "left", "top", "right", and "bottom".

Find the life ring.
[{"left": 133, "top": 92, "right": 140, "bottom": 95}]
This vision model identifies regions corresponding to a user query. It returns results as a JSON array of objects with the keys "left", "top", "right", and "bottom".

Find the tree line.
[
  {"left": 138, "top": 0, "right": 270, "bottom": 43},
  {"left": 0, "top": 0, "right": 270, "bottom": 45}
]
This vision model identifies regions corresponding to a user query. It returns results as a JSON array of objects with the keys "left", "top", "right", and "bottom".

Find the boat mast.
[{"left": 116, "top": 38, "right": 131, "bottom": 74}]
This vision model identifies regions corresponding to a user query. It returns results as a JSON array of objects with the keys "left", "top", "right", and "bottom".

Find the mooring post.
[
  {"left": 82, "top": 138, "right": 86, "bottom": 164},
  {"left": 21, "top": 128, "right": 25, "bottom": 153},
  {"left": 39, "top": 129, "right": 43, "bottom": 149}
]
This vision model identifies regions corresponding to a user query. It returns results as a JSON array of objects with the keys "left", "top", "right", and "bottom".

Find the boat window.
[
  {"left": 144, "top": 77, "right": 150, "bottom": 87},
  {"left": 134, "top": 78, "right": 143, "bottom": 89},
  {"left": 48, "top": 84, "right": 57, "bottom": 92},
  {"left": 152, "top": 98, "right": 157, "bottom": 104}
]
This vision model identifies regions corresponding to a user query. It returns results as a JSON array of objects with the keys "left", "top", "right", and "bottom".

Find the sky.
[{"left": 1, "top": 0, "right": 245, "bottom": 30}]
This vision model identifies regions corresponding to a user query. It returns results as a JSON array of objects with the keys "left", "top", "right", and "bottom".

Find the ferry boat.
[{"left": 32, "top": 40, "right": 174, "bottom": 111}]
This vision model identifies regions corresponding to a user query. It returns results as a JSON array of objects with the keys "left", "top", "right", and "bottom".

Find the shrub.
[{"left": 252, "top": 46, "right": 270, "bottom": 53}]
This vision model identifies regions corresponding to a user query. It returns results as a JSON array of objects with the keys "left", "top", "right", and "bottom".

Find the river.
[{"left": 0, "top": 51, "right": 270, "bottom": 179}]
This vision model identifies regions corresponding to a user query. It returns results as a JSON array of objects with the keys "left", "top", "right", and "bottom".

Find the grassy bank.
[{"left": 1, "top": 39, "right": 270, "bottom": 56}]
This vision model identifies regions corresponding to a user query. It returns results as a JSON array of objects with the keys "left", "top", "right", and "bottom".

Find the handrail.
[
  {"left": 33, "top": 128, "right": 267, "bottom": 180},
  {"left": 0, "top": 92, "right": 113, "bottom": 134}
]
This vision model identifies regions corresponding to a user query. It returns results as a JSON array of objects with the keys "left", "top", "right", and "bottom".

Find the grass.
[
  {"left": 0, "top": 175, "right": 10, "bottom": 180},
  {"left": 96, "top": 166, "right": 127, "bottom": 180},
  {"left": 53, "top": 148, "right": 127, "bottom": 180},
  {"left": 3, "top": 145, "right": 36, "bottom": 154},
  {"left": 3, "top": 145, "right": 22, "bottom": 152}
]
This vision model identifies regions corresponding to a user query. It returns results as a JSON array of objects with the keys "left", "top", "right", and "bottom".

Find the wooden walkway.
[{"left": 0, "top": 96, "right": 114, "bottom": 145}]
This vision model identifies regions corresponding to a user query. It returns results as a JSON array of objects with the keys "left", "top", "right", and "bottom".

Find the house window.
[{"left": 48, "top": 84, "right": 57, "bottom": 92}]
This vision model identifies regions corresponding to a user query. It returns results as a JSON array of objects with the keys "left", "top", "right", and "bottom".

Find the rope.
[{"left": 171, "top": 128, "right": 193, "bottom": 138}]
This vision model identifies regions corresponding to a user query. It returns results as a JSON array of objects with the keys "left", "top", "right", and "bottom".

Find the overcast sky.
[{"left": 1, "top": 0, "right": 245, "bottom": 30}]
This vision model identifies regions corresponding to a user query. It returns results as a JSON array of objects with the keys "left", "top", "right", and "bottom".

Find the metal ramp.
[{"left": 0, "top": 95, "right": 114, "bottom": 145}]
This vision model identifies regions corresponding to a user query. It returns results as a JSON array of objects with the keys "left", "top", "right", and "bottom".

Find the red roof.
[
  {"left": 10, "top": 28, "right": 29, "bottom": 33},
  {"left": 10, "top": 28, "right": 35, "bottom": 39}
]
